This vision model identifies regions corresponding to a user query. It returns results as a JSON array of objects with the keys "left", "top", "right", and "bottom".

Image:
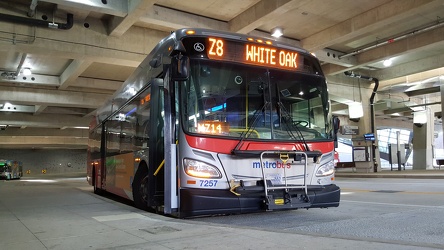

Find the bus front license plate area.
[{"left": 274, "top": 198, "right": 284, "bottom": 205}]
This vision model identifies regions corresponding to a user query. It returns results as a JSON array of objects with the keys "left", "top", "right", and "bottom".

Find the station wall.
[{"left": 0, "top": 149, "right": 86, "bottom": 176}]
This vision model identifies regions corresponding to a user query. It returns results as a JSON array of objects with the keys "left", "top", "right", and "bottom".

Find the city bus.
[
  {"left": 87, "top": 28, "right": 340, "bottom": 218},
  {"left": 0, "top": 160, "right": 23, "bottom": 180}
]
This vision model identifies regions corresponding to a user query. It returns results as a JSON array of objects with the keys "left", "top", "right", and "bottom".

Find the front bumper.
[{"left": 179, "top": 184, "right": 340, "bottom": 218}]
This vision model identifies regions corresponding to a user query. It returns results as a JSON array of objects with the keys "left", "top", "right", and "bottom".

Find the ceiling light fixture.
[
  {"left": 271, "top": 27, "right": 283, "bottom": 38},
  {"left": 22, "top": 68, "right": 32, "bottom": 76},
  {"left": 348, "top": 102, "right": 364, "bottom": 119},
  {"left": 413, "top": 110, "right": 427, "bottom": 127},
  {"left": 383, "top": 59, "right": 392, "bottom": 67}
]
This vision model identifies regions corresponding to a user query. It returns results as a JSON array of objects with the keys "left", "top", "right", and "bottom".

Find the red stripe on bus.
[{"left": 185, "top": 134, "right": 334, "bottom": 154}]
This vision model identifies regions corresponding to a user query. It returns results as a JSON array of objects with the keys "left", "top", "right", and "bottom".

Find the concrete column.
[
  {"left": 412, "top": 108, "right": 434, "bottom": 170},
  {"left": 441, "top": 85, "right": 444, "bottom": 154}
]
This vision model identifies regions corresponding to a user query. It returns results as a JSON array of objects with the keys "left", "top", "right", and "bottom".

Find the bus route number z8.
[
  {"left": 208, "top": 38, "right": 224, "bottom": 57},
  {"left": 200, "top": 180, "right": 218, "bottom": 187}
]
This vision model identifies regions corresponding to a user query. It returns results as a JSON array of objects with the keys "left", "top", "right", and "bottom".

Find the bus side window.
[
  {"left": 136, "top": 88, "right": 151, "bottom": 149},
  {"left": 105, "top": 120, "right": 120, "bottom": 157}
]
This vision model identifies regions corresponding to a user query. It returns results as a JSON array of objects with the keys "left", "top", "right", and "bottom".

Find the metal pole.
[{"left": 397, "top": 131, "right": 401, "bottom": 171}]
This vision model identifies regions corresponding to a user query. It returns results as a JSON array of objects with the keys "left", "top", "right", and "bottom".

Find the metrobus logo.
[{"left": 252, "top": 161, "right": 291, "bottom": 169}]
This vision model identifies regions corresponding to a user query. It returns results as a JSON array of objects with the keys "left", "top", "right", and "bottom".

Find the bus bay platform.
[{"left": 1, "top": 171, "right": 444, "bottom": 250}]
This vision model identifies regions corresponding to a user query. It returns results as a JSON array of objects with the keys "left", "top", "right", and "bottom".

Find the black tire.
[{"left": 132, "top": 163, "right": 150, "bottom": 211}]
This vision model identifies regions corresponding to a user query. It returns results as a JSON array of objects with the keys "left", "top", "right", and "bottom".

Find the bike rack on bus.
[{"left": 259, "top": 151, "right": 310, "bottom": 210}]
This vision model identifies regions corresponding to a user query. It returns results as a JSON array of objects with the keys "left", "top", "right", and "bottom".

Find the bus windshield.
[{"left": 181, "top": 59, "right": 331, "bottom": 141}]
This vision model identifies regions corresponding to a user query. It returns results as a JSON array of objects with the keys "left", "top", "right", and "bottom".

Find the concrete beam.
[
  {"left": 0, "top": 20, "right": 168, "bottom": 67},
  {"left": 375, "top": 117, "right": 413, "bottom": 130},
  {"left": 0, "top": 113, "right": 91, "bottom": 128},
  {"left": 0, "top": 136, "right": 87, "bottom": 148},
  {"left": 59, "top": 60, "right": 93, "bottom": 90},
  {"left": 373, "top": 53, "right": 444, "bottom": 81},
  {"left": 34, "top": 105, "right": 47, "bottom": 115},
  {"left": 139, "top": 5, "right": 228, "bottom": 32},
  {"left": 405, "top": 86, "right": 440, "bottom": 97},
  {"left": 329, "top": 94, "right": 354, "bottom": 105},
  {"left": 0, "top": 85, "right": 110, "bottom": 108},
  {"left": 40, "top": 106, "right": 96, "bottom": 116},
  {"left": 75, "top": 77, "right": 123, "bottom": 90},
  {"left": 301, "top": 0, "right": 442, "bottom": 51},
  {"left": 322, "top": 64, "right": 350, "bottom": 76},
  {"left": 0, "top": 103, "right": 35, "bottom": 113},
  {"left": 229, "top": 0, "right": 306, "bottom": 33},
  {"left": 315, "top": 48, "right": 357, "bottom": 68},
  {"left": 0, "top": 73, "right": 123, "bottom": 91},
  {"left": 331, "top": 103, "right": 348, "bottom": 112},
  {"left": 42, "top": 0, "right": 128, "bottom": 17},
  {"left": 108, "top": 0, "right": 156, "bottom": 36},
  {"left": 0, "top": 71, "right": 59, "bottom": 86},
  {"left": 354, "top": 24, "right": 444, "bottom": 67},
  {"left": 0, "top": 127, "right": 88, "bottom": 137}
]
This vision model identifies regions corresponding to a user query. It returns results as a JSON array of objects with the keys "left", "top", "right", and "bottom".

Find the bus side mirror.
[
  {"left": 333, "top": 116, "right": 340, "bottom": 148},
  {"left": 333, "top": 116, "right": 340, "bottom": 134},
  {"left": 171, "top": 55, "right": 190, "bottom": 81}
]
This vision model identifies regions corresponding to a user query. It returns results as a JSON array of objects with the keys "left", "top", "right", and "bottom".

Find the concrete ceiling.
[{"left": 1, "top": 0, "right": 444, "bottom": 149}]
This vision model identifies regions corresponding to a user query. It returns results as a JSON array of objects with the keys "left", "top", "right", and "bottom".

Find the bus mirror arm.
[{"left": 170, "top": 40, "right": 190, "bottom": 81}]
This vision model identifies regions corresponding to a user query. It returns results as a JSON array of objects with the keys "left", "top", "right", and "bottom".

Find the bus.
[
  {"left": 0, "top": 160, "right": 23, "bottom": 180},
  {"left": 87, "top": 28, "right": 340, "bottom": 218}
]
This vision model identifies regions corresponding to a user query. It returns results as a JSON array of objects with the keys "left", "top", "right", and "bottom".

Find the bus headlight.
[
  {"left": 315, "top": 160, "right": 335, "bottom": 177},
  {"left": 183, "top": 159, "right": 222, "bottom": 178}
]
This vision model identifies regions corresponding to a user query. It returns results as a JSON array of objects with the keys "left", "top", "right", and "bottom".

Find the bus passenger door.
[{"left": 148, "top": 78, "right": 165, "bottom": 208}]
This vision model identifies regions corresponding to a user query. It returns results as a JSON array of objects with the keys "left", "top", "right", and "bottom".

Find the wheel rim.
[{"left": 139, "top": 175, "right": 149, "bottom": 203}]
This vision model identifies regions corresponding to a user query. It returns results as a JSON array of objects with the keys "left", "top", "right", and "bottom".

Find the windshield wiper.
[
  {"left": 272, "top": 80, "right": 310, "bottom": 152},
  {"left": 276, "top": 101, "right": 310, "bottom": 152},
  {"left": 232, "top": 77, "right": 270, "bottom": 154}
]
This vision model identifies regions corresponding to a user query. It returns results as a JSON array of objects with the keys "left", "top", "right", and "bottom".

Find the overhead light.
[
  {"left": 271, "top": 27, "right": 283, "bottom": 38},
  {"left": 348, "top": 102, "right": 364, "bottom": 119},
  {"left": 413, "top": 110, "right": 427, "bottom": 126},
  {"left": 73, "top": 126, "right": 89, "bottom": 129},
  {"left": 383, "top": 59, "right": 392, "bottom": 67},
  {"left": 22, "top": 68, "right": 32, "bottom": 76}
]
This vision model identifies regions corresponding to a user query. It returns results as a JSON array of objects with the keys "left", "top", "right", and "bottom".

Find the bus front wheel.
[{"left": 133, "top": 164, "right": 150, "bottom": 211}]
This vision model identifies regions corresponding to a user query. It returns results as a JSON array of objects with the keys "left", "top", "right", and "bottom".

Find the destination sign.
[{"left": 205, "top": 37, "right": 303, "bottom": 71}]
